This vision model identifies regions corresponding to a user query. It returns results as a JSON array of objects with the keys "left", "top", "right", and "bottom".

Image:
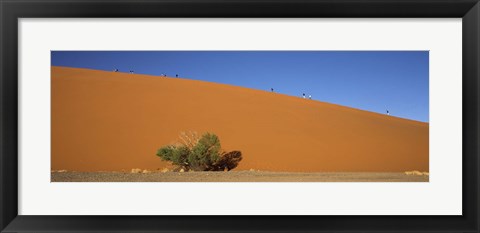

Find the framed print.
[
  {"left": 49, "top": 50, "right": 430, "bottom": 183},
  {"left": 1, "top": 0, "right": 479, "bottom": 232}
]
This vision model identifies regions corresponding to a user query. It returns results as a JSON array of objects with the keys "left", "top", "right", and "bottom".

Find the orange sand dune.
[{"left": 52, "top": 66, "right": 429, "bottom": 172}]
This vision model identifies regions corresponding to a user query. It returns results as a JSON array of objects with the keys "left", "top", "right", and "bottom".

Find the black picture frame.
[{"left": 1, "top": 0, "right": 479, "bottom": 232}]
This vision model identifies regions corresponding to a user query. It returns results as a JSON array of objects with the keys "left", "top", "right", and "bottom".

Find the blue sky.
[{"left": 51, "top": 51, "right": 429, "bottom": 122}]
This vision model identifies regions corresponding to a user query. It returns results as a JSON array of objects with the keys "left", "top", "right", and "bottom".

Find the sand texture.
[
  {"left": 51, "top": 171, "right": 429, "bottom": 182},
  {"left": 52, "top": 67, "right": 429, "bottom": 172}
]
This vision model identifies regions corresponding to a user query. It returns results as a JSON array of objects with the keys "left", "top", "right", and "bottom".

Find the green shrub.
[
  {"left": 189, "top": 133, "right": 221, "bottom": 170},
  {"left": 156, "top": 145, "right": 190, "bottom": 169},
  {"left": 156, "top": 132, "right": 242, "bottom": 171}
]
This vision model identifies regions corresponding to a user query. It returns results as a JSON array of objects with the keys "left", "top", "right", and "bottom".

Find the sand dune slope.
[{"left": 52, "top": 67, "right": 428, "bottom": 172}]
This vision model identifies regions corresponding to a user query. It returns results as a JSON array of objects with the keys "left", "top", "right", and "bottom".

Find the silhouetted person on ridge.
[
  {"left": 386, "top": 110, "right": 390, "bottom": 116},
  {"left": 176, "top": 74, "right": 178, "bottom": 78},
  {"left": 271, "top": 88, "right": 274, "bottom": 92},
  {"left": 303, "top": 93, "right": 306, "bottom": 99},
  {"left": 309, "top": 95, "right": 312, "bottom": 100}
]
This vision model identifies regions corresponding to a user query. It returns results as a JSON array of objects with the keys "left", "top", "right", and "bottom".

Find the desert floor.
[{"left": 51, "top": 171, "right": 428, "bottom": 182}]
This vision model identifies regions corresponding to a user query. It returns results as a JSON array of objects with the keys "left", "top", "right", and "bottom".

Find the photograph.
[{"left": 50, "top": 51, "right": 429, "bottom": 182}]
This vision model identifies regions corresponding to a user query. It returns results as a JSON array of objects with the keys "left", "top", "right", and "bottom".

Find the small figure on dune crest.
[
  {"left": 129, "top": 70, "right": 134, "bottom": 74},
  {"left": 302, "top": 93, "right": 306, "bottom": 99},
  {"left": 113, "top": 69, "right": 118, "bottom": 72},
  {"left": 156, "top": 131, "right": 242, "bottom": 172},
  {"left": 271, "top": 88, "right": 274, "bottom": 92},
  {"left": 176, "top": 74, "right": 179, "bottom": 78},
  {"left": 386, "top": 109, "right": 390, "bottom": 116},
  {"left": 309, "top": 95, "right": 312, "bottom": 100}
]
